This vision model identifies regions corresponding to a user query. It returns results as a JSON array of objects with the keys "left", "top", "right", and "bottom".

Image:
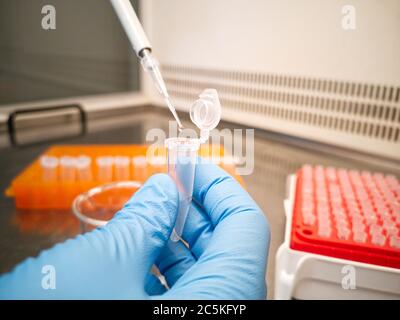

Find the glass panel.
[{"left": 0, "top": 0, "right": 140, "bottom": 105}]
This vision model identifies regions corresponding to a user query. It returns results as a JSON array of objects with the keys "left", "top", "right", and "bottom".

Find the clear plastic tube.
[
  {"left": 40, "top": 155, "right": 59, "bottom": 181},
  {"left": 114, "top": 156, "right": 130, "bottom": 180},
  {"left": 96, "top": 156, "right": 114, "bottom": 181},
  {"left": 140, "top": 50, "right": 183, "bottom": 130},
  {"left": 132, "top": 156, "right": 148, "bottom": 182},
  {"left": 166, "top": 137, "right": 200, "bottom": 242},
  {"left": 60, "top": 156, "right": 76, "bottom": 181},
  {"left": 76, "top": 155, "right": 92, "bottom": 181}
]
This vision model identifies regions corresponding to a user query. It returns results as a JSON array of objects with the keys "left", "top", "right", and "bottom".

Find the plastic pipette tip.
[{"left": 165, "top": 98, "right": 184, "bottom": 131}]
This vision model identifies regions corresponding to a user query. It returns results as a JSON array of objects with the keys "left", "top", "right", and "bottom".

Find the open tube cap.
[{"left": 190, "top": 89, "right": 221, "bottom": 142}]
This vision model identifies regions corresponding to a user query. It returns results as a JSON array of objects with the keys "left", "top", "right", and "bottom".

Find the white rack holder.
[{"left": 274, "top": 174, "right": 400, "bottom": 300}]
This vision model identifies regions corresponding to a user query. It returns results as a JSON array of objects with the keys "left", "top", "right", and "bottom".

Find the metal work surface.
[{"left": 0, "top": 107, "right": 399, "bottom": 298}]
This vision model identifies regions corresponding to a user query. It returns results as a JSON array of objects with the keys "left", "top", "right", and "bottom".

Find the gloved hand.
[
  {"left": 154, "top": 162, "right": 270, "bottom": 299},
  {"left": 0, "top": 162, "right": 270, "bottom": 299}
]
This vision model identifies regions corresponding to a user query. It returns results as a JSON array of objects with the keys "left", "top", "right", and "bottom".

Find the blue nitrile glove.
[
  {"left": 0, "top": 162, "right": 270, "bottom": 299},
  {"left": 0, "top": 174, "right": 178, "bottom": 299},
  {"left": 154, "top": 162, "right": 270, "bottom": 299}
]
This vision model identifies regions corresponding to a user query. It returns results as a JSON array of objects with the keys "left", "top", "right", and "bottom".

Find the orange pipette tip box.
[{"left": 7, "top": 144, "right": 242, "bottom": 209}]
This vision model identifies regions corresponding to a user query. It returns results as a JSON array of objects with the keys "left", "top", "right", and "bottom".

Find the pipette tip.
[{"left": 165, "top": 97, "right": 184, "bottom": 131}]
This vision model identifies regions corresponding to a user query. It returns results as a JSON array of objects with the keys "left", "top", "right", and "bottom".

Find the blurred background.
[
  {"left": 0, "top": 0, "right": 399, "bottom": 299},
  {"left": 0, "top": 0, "right": 140, "bottom": 103}
]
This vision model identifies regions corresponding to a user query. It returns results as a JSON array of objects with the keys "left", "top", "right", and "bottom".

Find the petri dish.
[{"left": 72, "top": 180, "right": 141, "bottom": 231}]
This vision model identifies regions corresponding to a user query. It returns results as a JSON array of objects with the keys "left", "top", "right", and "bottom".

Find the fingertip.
[{"left": 145, "top": 273, "right": 167, "bottom": 296}]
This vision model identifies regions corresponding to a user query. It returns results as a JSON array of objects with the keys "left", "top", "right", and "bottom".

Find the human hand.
[
  {"left": 154, "top": 161, "right": 270, "bottom": 299},
  {"left": 0, "top": 162, "right": 270, "bottom": 299},
  {"left": 0, "top": 174, "right": 178, "bottom": 299}
]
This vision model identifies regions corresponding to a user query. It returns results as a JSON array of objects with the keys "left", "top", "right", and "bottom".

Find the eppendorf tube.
[
  {"left": 76, "top": 155, "right": 92, "bottom": 181},
  {"left": 114, "top": 156, "right": 130, "bottom": 180},
  {"left": 132, "top": 156, "right": 148, "bottom": 182},
  {"left": 96, "top": 156, "right": 114, "bottom": 181},
  {"left": 60, "top": 156, "right": 76, "bottom": 181},
  {"left": 166, "top": 137, "right": 200, "bottom": 242},
  {"left": 40, "top": 155, "right": 59, "bottom": 181}
]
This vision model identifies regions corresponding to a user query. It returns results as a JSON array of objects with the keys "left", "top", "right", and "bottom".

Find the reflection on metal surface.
[
  {"left": 12, "top": 209, "right": 80, "bottom": 237},
  {"left": 7, "top": 104, "right": 86, "bottom": 146}
]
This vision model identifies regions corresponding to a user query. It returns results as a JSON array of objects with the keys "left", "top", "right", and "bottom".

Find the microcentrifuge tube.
[
  {"left": 114, "top": 156, "right": 130, "bottom": 180},
  {"left": 132, "top": 156, "right": 148, "bottom": 182},
  {"left": 40, "top": 155, "right": 59, "bottom": 181},
  {"left": 76, "top": 155, "right": 92, "bottom": 181},
  {"left": 96, "top": 156, "right": 114, "bottom": 181},
  {"left": 60, "top": 156, "right": 76, "bottom": 181},
  {"left": 166, "top": 137, "right": 200, "bottom": 242}
]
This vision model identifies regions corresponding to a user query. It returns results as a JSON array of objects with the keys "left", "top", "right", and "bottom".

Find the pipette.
[{"left": 110, "top": 0, "right": 183, "bottom": 130}]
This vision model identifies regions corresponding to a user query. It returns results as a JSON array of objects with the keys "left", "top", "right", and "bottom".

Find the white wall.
[
  {"left": 145, "top": 0, "right": 400, "bottom": 84},
  {"left": 142, "top": 0, "right": 400, "bottom": 159}
]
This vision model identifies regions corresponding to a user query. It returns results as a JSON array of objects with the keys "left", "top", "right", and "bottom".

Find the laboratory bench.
[{"left": 0, "top": 106, "right": 399, "bottom": 299}]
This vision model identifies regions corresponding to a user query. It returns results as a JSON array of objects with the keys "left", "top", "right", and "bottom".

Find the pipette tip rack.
[{"left": 291, "top": 165, "right": 400, "bottom": 269}]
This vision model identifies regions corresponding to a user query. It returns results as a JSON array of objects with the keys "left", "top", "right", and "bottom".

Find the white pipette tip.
[
  {"left": 140, "top": 50, "right": 184, "bottom": 131},
  {"left": 165, "top": 97, "right": 184, "bottom": 131}
]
